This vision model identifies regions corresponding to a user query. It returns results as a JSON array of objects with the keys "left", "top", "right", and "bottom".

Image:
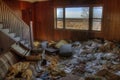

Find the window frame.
[
  {"left": 65, "top": 7, "right": 90, "bottom": 30},
  {"left": 54, "top": 5, "right": 103, "bottom": 32},
  {"left": 91, "top": 6, "right": 103, "bottom": 31}
]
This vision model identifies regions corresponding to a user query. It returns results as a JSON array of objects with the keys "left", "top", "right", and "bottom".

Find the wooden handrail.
[{"left": 0, "top": 0, "right": 31, "bottom": 49}]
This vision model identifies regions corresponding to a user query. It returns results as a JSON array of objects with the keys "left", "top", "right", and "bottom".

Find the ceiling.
[{"left": 20, "top": 0, "right": 48, "bottom": 3}]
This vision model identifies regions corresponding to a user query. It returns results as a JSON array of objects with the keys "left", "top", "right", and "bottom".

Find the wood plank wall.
[
  {"left": 91, "top": 0, "right": 120, "bottom": 41},
  {"left": 3, "top": 0, "right": 32, "bottom": 20},
  {"left": 33, "top": 1, "right": 54, "bottom": 41},
  {"left": 33, "top": 0, "right": 120, "bottom": 41},
  {"left": 2, "top": 0, "right": 120, "bottom": 42},
  {"left": 33, "top": 0, "right": 103, "bottom": 41},
  {"left": 20, "top": 1, "right": 33, "bottom": 25},
  {"left": 102, "top": 0, "right": 120, "bottom": 41},
  {"left": 3, "top": 0, "right": 22, "bottom": 18}
]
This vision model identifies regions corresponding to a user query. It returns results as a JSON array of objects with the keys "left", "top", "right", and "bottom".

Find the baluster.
[
  {"left": 9, "top": 13, "right": 13, "bottom": 33},
  {"left": 4, "top": 4, "right": 7, "bottom": 29},
  {"left": 19, "top": 23, "right": 21, "bottom": 38},
  {"left": 13, "top": 18, "right": 18, "bottom": 36},
  {"left": 10, "top": 15, "right": 14, "bottom": 33},
  {"left": 2, "top": 3, "right": 5, "bottom": 28},
  {"left": 13, "top": 17, "right": 17, "bottom": 34},
  {"left": 20, "top": 23, "right": 23, "bottom": 40},
  {"left": 5, "top": 9, "right": 9, "bottom": 29},
  {"left": 8, "top": 13, "right": 11, "bottom": 33},
  {"left": 18, "top": 22, "right": 21, "bottom": 37},
  {"left": 13, "top": 18, "right": 19, "bottom": 36},
  {"left": 0, "top": 1, "right": 2, "bottom": 22},
  {"left": 0, "top": 0, "right": 31, "bottom": 49},
  {"left": 1, "top": 3, "right": 3, "bottom": 23},
  {"left": 26, "top": 26, "right": 29, "bottom": 43}
]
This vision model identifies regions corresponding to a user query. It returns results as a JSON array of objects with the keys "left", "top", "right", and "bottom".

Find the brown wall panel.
[
  {"left": 3, "top": 0, "right": 120, "bottom": 42},
  {"left": 33, "top": 0, "right": 103, "bottom": 41},
  {"left": 20, "top": 1, "right": 32, "bottom": 10},
  {"left": 3, "top": 0, "right": 22, "bottom": 18},
  {"left": 102, "top": 0, "right": 120, "bottom": 41},
  {"left": 3, "top": 0, "right": 33, "bottom": 25},
  {"left": 33, "top": 1, "right": 54, "bottom": 41},
  {"left": 20, "top": 1, "right": 33, "bottom": 25}
]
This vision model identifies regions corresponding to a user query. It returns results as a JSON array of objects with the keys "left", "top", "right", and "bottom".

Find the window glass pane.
[
  {"left": 92, "top": 7, "right": 103, "bottom": 31},
  {"left": 56, "top": 8, "right": 63, "bottom": 29},
  {"left": 65, "top": 8, "right": 89, "bottom": 18},
  {"left": 93, "top": 7, "right": 103, "bottom": 18},
  {"left": 92, "top": 19, "right": 101, "bottom": 31},
  {"left": 65, "top": 7, "right": 89, "bottom": 30}
]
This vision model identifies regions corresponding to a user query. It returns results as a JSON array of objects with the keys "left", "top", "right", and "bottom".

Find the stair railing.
[{"left": 0, "top": 0, "right": 32, "bottom": 49}]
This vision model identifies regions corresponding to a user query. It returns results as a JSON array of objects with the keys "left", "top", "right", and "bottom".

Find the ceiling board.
[{"left": 20, "top": 0, "right": 48, "bottom": 3}]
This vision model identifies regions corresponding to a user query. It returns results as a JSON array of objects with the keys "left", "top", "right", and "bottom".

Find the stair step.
[
  {"left": 1, "top": 29, "right": 11, "bottom": 38},
  {"left": 20, "top": 40, "right": 25, "bottom": 44},
  {"left": 25, "top": 50, "right": 31, "bottom": 56},
  {"left": 0, "top": 24, "right": 3, "bottom": 29},
  {"left": 14, "top": 36, "right": 21, "bottom": 42},
  {"left": 25, "top": 40, "right": 29, "bottom": 44},
  {"left": 25, "top": 44, "right": 31, "bottom": 49},
  {"left": 1, "top": 29, "right": 9, "bottom": 34},
  {"left": 9, "top": 33, "right": 16, "bottom": 38},
  {"left": 0, "top": 28, "right": 31, "bottom": 49},
  {"left": 1, "top": 29, "right": 17, "bottom": 39},
  {"left": 1, "top": 28, "right": 31, "bottom": 49}
]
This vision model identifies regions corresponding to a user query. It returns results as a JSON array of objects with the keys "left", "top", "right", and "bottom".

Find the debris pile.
[{"left": 35, "top": 39, "right": 120, "bottom": 80}]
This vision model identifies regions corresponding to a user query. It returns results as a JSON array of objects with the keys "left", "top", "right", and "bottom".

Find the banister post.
[{"left": 30, "top": 21, "right": 34, "bottom": 49}]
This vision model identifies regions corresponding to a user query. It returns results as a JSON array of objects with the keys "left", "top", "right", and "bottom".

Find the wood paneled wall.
[
  {"left": 20, "top": 1, "right": 33, "bottom": 25},
  {"left": 33, "top": 1, "right": 54, "bottom": 41},
  {"left": 3, "top": 0, "right": 32, "bottom": 24},
  {"left": 3, "top": 0, "right": 22, "bottom": 18},
  {"left": 33, "top": 0, "right": 103, "bottom": 41},
  {"left": 2, "top": 0, "right": 120, "bottom": 41},
  {"left": 33, "top": 0, "right": 120, "bottom": 41},
  {"left": 91, "top": 0, "right": 120, "bottom": 41},
  {"left": 102, "top": 0, "right": 120, "bottom": 41}
]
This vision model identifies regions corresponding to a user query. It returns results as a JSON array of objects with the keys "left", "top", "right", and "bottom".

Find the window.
[
  {"left": 56, "top": 8, "right": 64, "bottom": 29},
  {"left": 65, "top": 7, "right": 89, "bottom": 30},
  {"left": 92, "top": 7, "right": 103, "bottom": 31},
  {"left": 55, "top": 6, "right": 103, "bottom": 31}
]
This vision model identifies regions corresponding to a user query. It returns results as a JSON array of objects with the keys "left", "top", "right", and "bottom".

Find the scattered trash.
[
  {"left": 35, "top": 39, "right": 120, "bottom": 80},
  {"left": 55, "top": 40, "right": 69, "bottom": 49},
  {"left": 59, "top": 44, "right": 73, "bottom": 57},
  {"left": 96, "top": 69, "right": 120, "bottom": 80}
]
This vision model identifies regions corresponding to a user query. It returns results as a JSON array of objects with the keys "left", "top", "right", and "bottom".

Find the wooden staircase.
[{"left": 0, "top": 0, "right": 32, "bottom": 50}]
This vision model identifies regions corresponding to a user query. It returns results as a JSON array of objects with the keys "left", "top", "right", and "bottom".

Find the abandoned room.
[{"left": 0, "top": 0, "right": 120, "bottom": 80}]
